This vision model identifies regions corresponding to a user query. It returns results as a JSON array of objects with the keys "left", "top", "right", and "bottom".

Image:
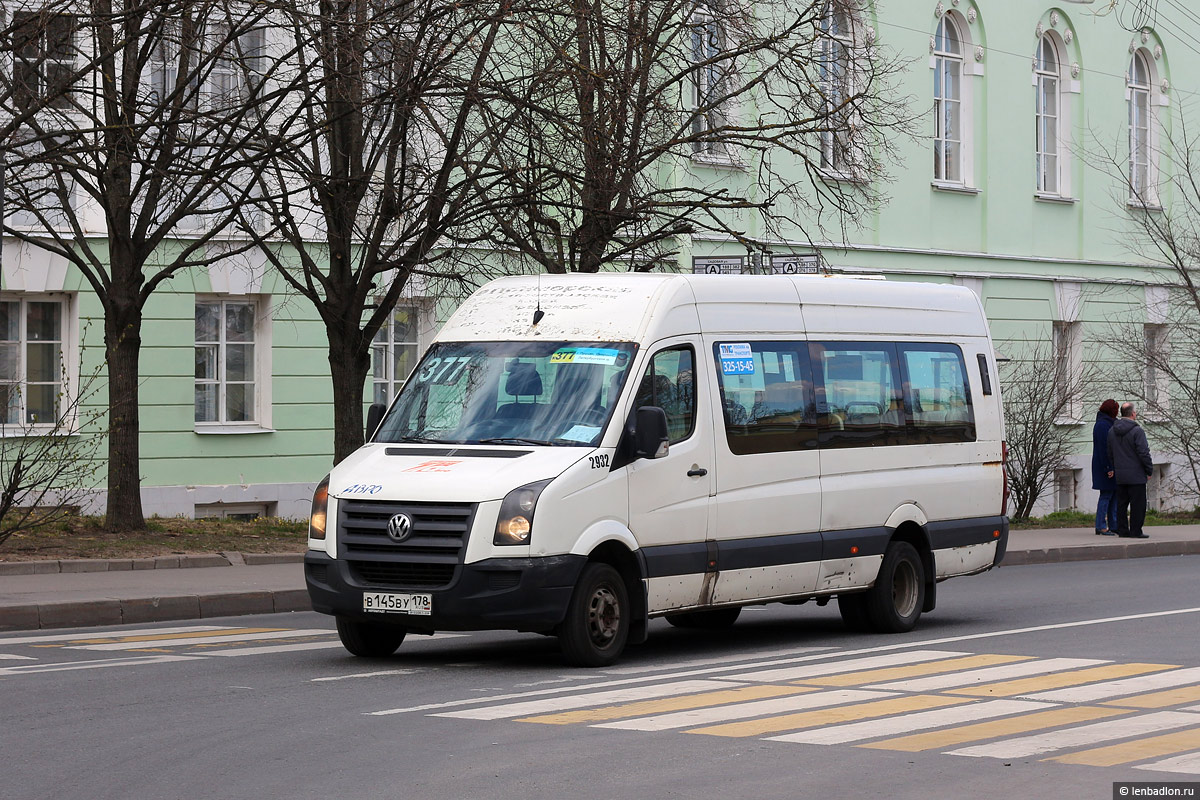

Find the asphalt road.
[{"left": 3, "top": 556, "right": 1200, "bottom": 800}]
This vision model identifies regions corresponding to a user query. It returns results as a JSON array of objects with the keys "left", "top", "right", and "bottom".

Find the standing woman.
[{"left": 1092, "top": 399, "right": 1120, "bottom": 535}]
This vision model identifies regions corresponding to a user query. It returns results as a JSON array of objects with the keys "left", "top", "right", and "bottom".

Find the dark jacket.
[
  {"left": 1107, "top": 418, "right": 1154, "bottom": 485},
  {"left": 1091, "top": 412, "right": 1117, "bottom": 490}
]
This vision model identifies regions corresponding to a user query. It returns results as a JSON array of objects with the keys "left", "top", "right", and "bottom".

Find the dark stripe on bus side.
[{"left": 638, "top": 516, "right": 1006, "bottom": 578}]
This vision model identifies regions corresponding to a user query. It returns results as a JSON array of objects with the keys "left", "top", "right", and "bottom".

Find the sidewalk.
[{"left": 2, "top": 526, "right": 1199, "bottom": 632}]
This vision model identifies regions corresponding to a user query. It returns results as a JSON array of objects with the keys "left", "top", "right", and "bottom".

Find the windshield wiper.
[
  {"left": 477, "top": 437, "right": 573, "bottom": 447},
  {"left": 388, "top": 435, "right": 445, "bottom": 444}
]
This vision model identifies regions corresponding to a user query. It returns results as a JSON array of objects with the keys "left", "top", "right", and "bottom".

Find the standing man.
[{"left": 1107, "top": 402, "right": 1154, "bottom": 539}]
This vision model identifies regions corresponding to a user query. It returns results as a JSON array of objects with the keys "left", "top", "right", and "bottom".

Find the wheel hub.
[{"left": 587, "top": 586, "right": 621, "bottom": 645}]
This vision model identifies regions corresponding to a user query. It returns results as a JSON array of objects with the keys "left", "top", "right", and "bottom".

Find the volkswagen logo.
[{"left": 386, "top": 513, "right": 413, "bottom": 542}]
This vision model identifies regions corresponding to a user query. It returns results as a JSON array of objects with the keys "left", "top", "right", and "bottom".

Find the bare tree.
[
  {"left": 0, "top": 0, "right": 282, "bottom": 529},
  {"left": 998, "top": 338, "right": 1087, "bottom": 520},
  {"left": 1089, "top": 112, "right": 1200, "bottom": 504},
  {"left": 237, "top": 0, "right": 517, "bottom": 463},
  {"left": 472, "top": 0, "right": 915, "bottom": 273},
  {"left": 0, "top": 360, "right": 104, "bottom": 547}
]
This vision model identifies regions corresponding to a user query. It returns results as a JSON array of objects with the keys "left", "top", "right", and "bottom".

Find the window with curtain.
[
  {"left": 1034, "top": 34, "right": 1061, "bottom": 195},
  {"left": 933, "top": 14, "right": 963, "bottom": 183}
]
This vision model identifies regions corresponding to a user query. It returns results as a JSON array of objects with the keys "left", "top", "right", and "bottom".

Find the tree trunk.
[
  {"left": 103, "top": 303, "right": 145, "bottom": 531},
  {"left": 328, "top": 335, "right": 371, "bottom": 465}
]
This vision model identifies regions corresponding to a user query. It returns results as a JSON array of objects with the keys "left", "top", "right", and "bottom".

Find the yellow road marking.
[
  {"left": 31, "top": 644, "right": 63, "bottom": 648},
  {"left": 685, "top": 694, "right": 974, "bottom": 738},
  {"left": 860, "top": 706, "right": 1131, "bottom": 752},
  {"left": 1048, "top": 727, "right": 1200, "bottom": 767},
  {"left": 1103, "top": 685, "right": 1200, "bottom": 709},
  {"left": 517, "top": 685, "right": 817, "bottom": 725},
  {"left": 799, "top": 654, "right": 1032, "bottom": 687},
  {"left": 67, "top": 628, "right": 287, "bottom": 645},
  {"left": 947, "top": 664, "right": 1178, "bottom": 697}
]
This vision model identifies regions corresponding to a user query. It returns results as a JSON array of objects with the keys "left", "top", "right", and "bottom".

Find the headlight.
[
  {"left": 309, "top": 475, "right": 330, "bottom": 540},
  {"left": 495, "top": 479, "right": 552, "bottom": 546}
]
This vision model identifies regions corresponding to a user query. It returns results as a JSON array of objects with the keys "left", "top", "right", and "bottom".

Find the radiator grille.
[{"left": 337, "top": 499, "right": 475, "bottom": 589}]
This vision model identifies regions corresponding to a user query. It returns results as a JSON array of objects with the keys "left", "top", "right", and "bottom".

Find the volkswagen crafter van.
[{"left": 305, "top": 273, "right": 1009, "bottom": 666}]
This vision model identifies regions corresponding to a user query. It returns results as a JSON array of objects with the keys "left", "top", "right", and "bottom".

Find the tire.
[
  {"left": 864, "top": 540, "right": 925, "bottom": 633},
  {"left": 559, "top": 563, "right": 630, "bottom": 667},
  {"left": 666, "top": 607, "right": 742, "bottom": 629},
  {"left": 335, "top": 616, "right": 407, "bottom": 657},
  {"left": 837, "top": 592, "right": 871, "bottom": 632}
]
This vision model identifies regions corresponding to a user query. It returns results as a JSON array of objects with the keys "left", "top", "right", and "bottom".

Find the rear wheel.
[
  {"left": 865, "top": 541, "right": 925, "bottom": 633},
  {"left": 336, "top": 616, "right": 407, "bottom": 657},
  {"left": 559, "top": 563, "right": 630, "bottom": 667},
  {"left": 666, "top": 607, "right": 742, "bottom": 629}
]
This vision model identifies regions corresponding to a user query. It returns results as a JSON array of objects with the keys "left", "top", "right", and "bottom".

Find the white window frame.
[
  {"left": 0, "top": 293, "right": 77, "bottom": 433},
  {"left": 688, "top": 0, "right": 738, "bottom": 163},
  {"left": 1034, "top": 34, "right": 1062, "bottom": 196},
  {"left": 10, "top": 9, "right": 77, "bottom": 111},
  {"left": 932, "top": 13, "right": 964, "bottom": 185},
  {"left": 194, "top": 294, "right": 273, "bottom": 433},
  {"left": 818, "top": 0, "right": 854, "bottom": 175},
  {"left": 1127, "top": 49, "right": 1159, "bottom": 206},
  {"left": 929, "top": 8, "right": 983, "bottom": 193},
  {"left": 372, "top": 301, "right": 428, "bottom": 405}
]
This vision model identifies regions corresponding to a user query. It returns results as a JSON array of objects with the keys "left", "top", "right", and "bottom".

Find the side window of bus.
[
  {"left": 811, "top": 342, "right": 905, "bottom": 448},
  {"left": 634, "top": 347, "right": 695, "bottom": 443},
  {"left": 713, "top": 341, "right": 816, "bottom": 455},
  {"left": 900, "top": 344, "right": 976, "bottom": 443}
]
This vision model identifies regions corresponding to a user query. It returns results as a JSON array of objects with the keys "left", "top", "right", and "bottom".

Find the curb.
[
  {"left": 0, "top": 589, "right": 312, "bottom": 632},
  {"left": 1000, "top": 539, "right": 1200, "bottom": 566},
  {"left": 0, "top": 552, "right": 304, "bottom": 576}
]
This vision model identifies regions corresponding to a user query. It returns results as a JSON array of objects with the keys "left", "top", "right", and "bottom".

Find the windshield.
[{"left": 375, "top": 341, "right": 638, "bottom": 447}]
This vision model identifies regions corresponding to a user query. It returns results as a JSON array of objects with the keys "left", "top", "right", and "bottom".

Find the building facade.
[{"left": 1, "top": 0, "right": 1192, "bottom": 519}]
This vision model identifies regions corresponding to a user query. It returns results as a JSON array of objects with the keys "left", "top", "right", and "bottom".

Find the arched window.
[
  {"left": 1128, "top": 50, "right": 1153, "bottom": 200},
  {"left": 933, "top": 14, "right": 963, "bottom": 183},
  {"left": 1034, "top": 34, "right": 1062, "bottom": 195},
  {"left": 819, "top": 2, "right": 853, "bottom": 172}
]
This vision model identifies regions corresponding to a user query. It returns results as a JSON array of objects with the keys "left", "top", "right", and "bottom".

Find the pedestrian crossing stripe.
[
  {"left": 517, "top": 684, "right": 818, "bottom": 725},
  {"left": 1048, "top": 727, "right": 1200, "bottom": 767},
  {"left": 437, "top": 648, "right": 1200, "bottom": 775},
  {"left": 685, "top": 694, "right": 974, "bottom": 738},
  {"left": 859, "top": 706, "right": 1133, "bottom": 752},
  {"left": 799, "top": 653, "right": 1032, "bottom": 687},
  {"left": 65, "top": 627, "right": 290, "bottom": 645},
  {"left": 944, "top": 663, "right": 1179, "bottom": 697}
]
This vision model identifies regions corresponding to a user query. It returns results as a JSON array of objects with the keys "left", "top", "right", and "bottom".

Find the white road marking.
[
  {"left": 728, "top": 650, "right": 972, "bottom": 683},
  {"left": 434, "top": 680, "right": 741, "bottom": 721},
  {"left": 205, "top": 641, "right": 348, "bottom": 657},
  {"left": 369, "top": 606, "right": 1200, "bottom": 717},
  {"left": 948, "top": 711, "right": 1200, "bottom": 758},
  {"left": 767, "top": 699, "right": 1055, "bottom": 745},
  {"left": 0, "top": 654, "right": 36, "bottom": 661},
  {"left": 313, "top": 669, "right": 421, "bottom": 682},
  {"left": 0, "top": 625, "right": 233, "bottom": 646},
  {"left": 1135, "top": 750, "right": 1200, "bottom": 775},
  {"left": 66, "top": 629, "right": 334, "bottom": 650},
  {"left": 0, "top": 655, "right": 204, "bottom": 675},
  {"left": 1022, "top": 666, "right": 1200, "bottom": 703},
  {"left": 600, "top": 647, "right": 835, "bottom": 676},
  {"left": 868, "top": 658, "right": 1110, "bottom": 692},
  {"left": 595, "top": 689, "right": 894, "bottom": 732}
]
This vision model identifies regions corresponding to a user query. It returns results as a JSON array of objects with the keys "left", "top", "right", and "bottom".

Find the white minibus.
[{"left": 305, "top": 274, "right": 1008, "bottom": 666}]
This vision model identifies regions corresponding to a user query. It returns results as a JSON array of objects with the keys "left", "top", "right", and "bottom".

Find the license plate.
[{"left": 363, "top": 591, "right": 432, "bottom": 616}]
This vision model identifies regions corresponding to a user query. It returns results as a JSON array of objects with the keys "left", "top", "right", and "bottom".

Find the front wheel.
[
  {"left": 864, "top": 541, "right": 925, "bottom": 633},
  {"left": 336, "top": 616, "right": 407, "bottom": 657},
  {"left": 559, "top": 563, "right": 630, "bottom": 667}
]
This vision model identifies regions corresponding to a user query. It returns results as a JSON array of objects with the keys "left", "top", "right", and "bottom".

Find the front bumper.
[{"left": 304, "top": 551, "right": 587, "bottom": 633}]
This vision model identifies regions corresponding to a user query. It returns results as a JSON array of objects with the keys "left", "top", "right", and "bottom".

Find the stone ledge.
[{"left": 0, "top": 552, "right": 302, "bottom": 576}]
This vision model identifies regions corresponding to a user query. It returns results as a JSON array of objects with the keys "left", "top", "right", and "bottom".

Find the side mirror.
[
  {"left": 634, "top": 406, "right": 670, "bottom": 459},
  {"left": 366, "top": 402, "right": 387, "bottom": 442}
]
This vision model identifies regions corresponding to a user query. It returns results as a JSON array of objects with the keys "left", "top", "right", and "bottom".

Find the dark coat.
[
  {"left": 1091, "top": 412, "right": 1117, "bottom": 491},
  {"left": 1107, "top": 417, "right": 1154, "bottom": 485}
]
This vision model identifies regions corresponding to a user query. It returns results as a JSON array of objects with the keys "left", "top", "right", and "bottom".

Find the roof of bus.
[{"left": 434, "top": 273, "right": 990, "bottom": 343}]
